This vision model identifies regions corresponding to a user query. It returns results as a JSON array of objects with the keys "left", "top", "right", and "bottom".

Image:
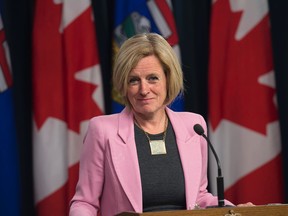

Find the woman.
[{"left": 70, "top": 33, "right": 245, "bottom": 216}]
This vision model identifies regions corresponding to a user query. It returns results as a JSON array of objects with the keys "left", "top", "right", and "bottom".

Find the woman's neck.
[{"left": 133, "top": 110, "right": 167, "bottom": 134}]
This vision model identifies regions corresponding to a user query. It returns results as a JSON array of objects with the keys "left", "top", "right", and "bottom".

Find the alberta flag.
[
  {"left": 0, "top": 6, "right": 21, "bottom": 216},
  {"left": 112, "top": 0, "right": 182, "bottom": 113},
  {"left": 208, "top": 0, "right": 284, "bottom": 204}
]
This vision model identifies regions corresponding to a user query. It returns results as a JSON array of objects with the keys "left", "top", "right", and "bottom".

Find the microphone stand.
[
  {"left": 202, "top": 132, "right": 225, "bottom": 207},
  {"left": 193, "top": 124, "right": 226, "bottom": 208}
]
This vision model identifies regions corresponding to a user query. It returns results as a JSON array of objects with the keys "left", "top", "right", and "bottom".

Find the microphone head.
[{"left": 194, "top": 124, "right": 204, "bottom": 135}]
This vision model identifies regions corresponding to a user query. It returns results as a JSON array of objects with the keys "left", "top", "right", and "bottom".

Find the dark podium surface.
[{"left": 117, "top": 204, "right": 288, "bottom": 216}]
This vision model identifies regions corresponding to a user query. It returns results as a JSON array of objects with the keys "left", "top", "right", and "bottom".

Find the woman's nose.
[{"left": 139, "top": 81, "right": 150, "bottom": 96}]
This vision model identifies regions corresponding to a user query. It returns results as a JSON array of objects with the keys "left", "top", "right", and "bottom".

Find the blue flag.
[
  {"left": 112, "top": 0, "right": 183, "bottom": 113},
  {"left": 0, "top": 6, "right": 21, "bottom": 215}
]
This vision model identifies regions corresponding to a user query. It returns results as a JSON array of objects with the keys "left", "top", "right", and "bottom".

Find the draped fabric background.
[
  {"left": 208, "top": 0, "right": 283, "bottom": 204},
  {"left": 0, "top": 0, "right": 21, "bottom": 214},
  {"left": 32, "top": 1, "right": 104, "bottom": 215},
  {"left": 2, "top": 0, "right": 288, "bottom": 215}
]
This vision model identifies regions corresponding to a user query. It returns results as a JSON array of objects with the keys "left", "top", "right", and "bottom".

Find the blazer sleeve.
[{"left": 70, "top": 117, "right": 106, "bottom": 216}]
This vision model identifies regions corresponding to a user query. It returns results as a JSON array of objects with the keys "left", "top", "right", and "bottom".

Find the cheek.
[
  {"left": 159, "top": 83, "right": 167, "bottom": 97},
  {"left": 126, "top": 87, "right": 137, "bottom": 99},
  {"left": 162, "top": 88, "right": 168, "bottom": 103}
]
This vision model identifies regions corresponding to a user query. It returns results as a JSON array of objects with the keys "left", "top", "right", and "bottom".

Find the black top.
[{"left": 134, "top": 120, "right": 186, "bottom": 212}]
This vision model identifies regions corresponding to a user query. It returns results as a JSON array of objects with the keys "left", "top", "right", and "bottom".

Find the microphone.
[{"left": 193, "top": 124, "right": 225, "bottom": 207}]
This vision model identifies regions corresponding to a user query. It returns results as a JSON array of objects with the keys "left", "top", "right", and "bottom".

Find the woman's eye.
[
  {"left": 128, "top": 78, "right": 139, "bottom": 85},
  {"left": 148, "top": 76, "right": 159, "bottom": 82}
]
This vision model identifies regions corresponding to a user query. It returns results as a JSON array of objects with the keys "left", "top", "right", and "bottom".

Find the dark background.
[{"left": 2, "top": 0, "right": 288, "bottom": 215}]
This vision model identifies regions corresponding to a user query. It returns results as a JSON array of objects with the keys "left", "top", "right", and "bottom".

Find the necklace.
[{"left": 134, "top": 115, "right": 168, "bottom": 155}]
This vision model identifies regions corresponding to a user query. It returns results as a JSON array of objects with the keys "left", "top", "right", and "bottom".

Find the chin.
[{"left": 133, "top": 106, "right": 154, "bottom": 114}]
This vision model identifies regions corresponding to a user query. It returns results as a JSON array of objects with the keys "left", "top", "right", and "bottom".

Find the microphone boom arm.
[{"left": 193, "top": 124, "right": 225, "bottom": 207}]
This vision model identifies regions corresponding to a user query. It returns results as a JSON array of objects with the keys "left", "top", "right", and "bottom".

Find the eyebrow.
[{"left": 129, "top": 72, "right": 160, "bottom": 77}]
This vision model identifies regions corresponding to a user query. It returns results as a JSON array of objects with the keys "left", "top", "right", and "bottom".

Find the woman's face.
[{"left": 126, "top": 55, "right": 167, "bottom": 117}]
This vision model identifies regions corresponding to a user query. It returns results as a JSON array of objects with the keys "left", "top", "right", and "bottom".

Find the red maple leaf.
[
  {"left": 209, "top": 0, "right": 278, "bottom": 135},
  {"left": 33, "top": 0, "right": 102, "bottom": 133}
]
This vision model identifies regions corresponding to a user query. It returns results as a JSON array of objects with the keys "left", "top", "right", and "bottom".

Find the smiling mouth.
[
  {"left": 138, "top": 97, "right": 153, "bottom": 101},
  {"left": 138, "top": 98, "right": 153, "bottom": 103}
]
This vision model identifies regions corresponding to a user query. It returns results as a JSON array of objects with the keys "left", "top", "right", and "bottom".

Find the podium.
[{"left": 117, "top": 204, "right": 288, "bottom": 216}]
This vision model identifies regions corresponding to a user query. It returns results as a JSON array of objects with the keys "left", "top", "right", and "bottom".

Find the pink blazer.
[{"left": 70, "top": 107, "right": 233, "bottom": 216}]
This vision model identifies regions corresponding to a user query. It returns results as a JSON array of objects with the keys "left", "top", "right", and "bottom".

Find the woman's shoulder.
[
  {"left": 91, "top": 112, "right": 119, "bottom": 120},
  {"left": 168, "top": 109, "right": 204, "bottom": 122},
  {"left": 176, "top": 111, "right": 203, "bottom": 118},
  {"left": 89, "top": 113, "right": 120, "bottom": 128},
  {"left": 167, "top": 109, "right": 207, "bottom": 131}
]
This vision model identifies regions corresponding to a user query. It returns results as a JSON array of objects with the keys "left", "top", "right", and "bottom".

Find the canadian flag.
[
  {"left": 32, "top": 0, "right": 104, "bottom": 215},
  {"left": 208, "top": 0, "right": 284, "bottom": 204}
]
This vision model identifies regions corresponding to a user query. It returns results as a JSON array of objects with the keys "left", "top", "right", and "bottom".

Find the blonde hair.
[{"left": 113, "top": 33, "right": 183, "bottom": 106}]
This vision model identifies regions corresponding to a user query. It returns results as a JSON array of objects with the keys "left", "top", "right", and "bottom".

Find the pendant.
[{"left": 149, "top": 140, "right": 167, "bottom": 155}]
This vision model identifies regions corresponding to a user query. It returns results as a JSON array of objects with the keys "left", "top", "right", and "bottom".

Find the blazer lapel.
[
  {"left": 166, "top": 108, "right": 202, "bottom": 209},
  {"left": 109, "top": 107, "right": 142, "bottom": 212}
]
